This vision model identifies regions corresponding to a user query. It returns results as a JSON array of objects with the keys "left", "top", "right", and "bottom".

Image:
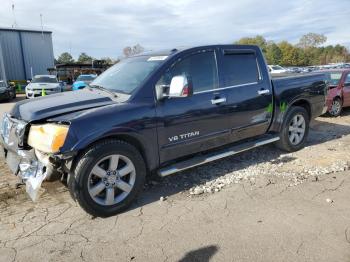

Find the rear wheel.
[
  {"left": 68, "top": 139, "right": 146, "bottom": 217},
  {"left": 275, "top": 106, "right": 309, "bottom": 152},
  {"left": 328, "top": 98, "right": 342, "bottom": 117}
]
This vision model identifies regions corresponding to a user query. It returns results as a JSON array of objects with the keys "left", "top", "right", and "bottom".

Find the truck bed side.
[{"left": 269, "top": 73, "right": 328, "bottom": 133}]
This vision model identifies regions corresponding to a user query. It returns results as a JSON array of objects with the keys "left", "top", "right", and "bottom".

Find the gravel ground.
[{"left": 1, "top": 98, "right": 350, "bottom": 261}]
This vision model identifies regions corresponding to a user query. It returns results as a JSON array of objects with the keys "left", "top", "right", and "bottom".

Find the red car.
[{"left": 323, "top": 69, "right": 350, "bottom": 116}]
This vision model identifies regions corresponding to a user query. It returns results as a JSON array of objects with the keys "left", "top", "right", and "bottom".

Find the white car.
[
  {"left": 25, "top": 75, "right": 62, "bottom": 99},
  {"left": 268, "top": 65, "right": 287, "bottom": 74}
]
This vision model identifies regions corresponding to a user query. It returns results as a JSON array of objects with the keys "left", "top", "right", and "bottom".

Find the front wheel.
[
  {"left": 328, "top": 98, "right": 342, "bottom": 117},
  {"left": 275, "top": 106, "right": 309, "bottom": 152},
  {"left": 69, "top": 139, "right": 146, "bottom": 217}
]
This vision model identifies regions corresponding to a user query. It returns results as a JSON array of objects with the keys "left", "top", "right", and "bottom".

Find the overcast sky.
[{"left": 0, "top": 0, "right": 349, "bottom": 59}]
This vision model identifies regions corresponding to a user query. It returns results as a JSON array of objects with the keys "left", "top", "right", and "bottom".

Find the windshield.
[
  {"left": 77, "top": 75, "right": 96, "bottom": 81},
  {"left": 0, "top": 81, "right": 5, "bottom": 87},
  {"left": 271, "top": 65, "right": 284, "bottom": 70},
  {"left": 327, "top": 72, "right": 342, "bottom": 85},
  {"left": 91, "top": 56, "right": 165, "bottom": 94},
  {"left": 31, "top": 76, "right": 58, "bottom": 83}
]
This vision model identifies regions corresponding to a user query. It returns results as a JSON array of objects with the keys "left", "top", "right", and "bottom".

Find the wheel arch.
[
  {"left": 71, "top": 133, "right": 156, "bottom": 175},
  {"left": 289, "top": 99, "right": 311, "bottom": 120}
]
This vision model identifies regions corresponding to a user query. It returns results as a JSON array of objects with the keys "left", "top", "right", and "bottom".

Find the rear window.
[
  {"left": 327, "top": 72, "right": 342, "bottom": 85},
  {"left": 221, "top": 52, "right": 259, "bottom": 87},
  {"left": 32, "top": 76, "right": 58, "bottom": 83}
]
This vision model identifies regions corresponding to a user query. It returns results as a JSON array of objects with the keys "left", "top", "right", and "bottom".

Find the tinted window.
[
  {"left": 221, "top": 53, "right": 259, "bottom": 86},
  {"left": 345, "top": 74, "right": 350, "bottom": 84},
  {"left": 157, "top": 51, "right": 218, "bottom": 93}
]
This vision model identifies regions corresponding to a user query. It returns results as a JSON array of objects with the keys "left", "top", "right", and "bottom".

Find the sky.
[{"left": 0, "top": 0, "right": 349, "bottom": 59}]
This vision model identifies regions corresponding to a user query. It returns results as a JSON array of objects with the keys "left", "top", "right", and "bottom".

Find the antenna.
[{"left": 11, "top": 1, "right": 17, "bottom": 28}]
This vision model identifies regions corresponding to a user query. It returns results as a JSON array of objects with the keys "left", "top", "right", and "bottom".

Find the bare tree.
[
  {"left": 123, "top": 44, "right": 145, "bottom": 57},
  {"left": 297, "top": 33, "right": 327, "bottom": 49}
]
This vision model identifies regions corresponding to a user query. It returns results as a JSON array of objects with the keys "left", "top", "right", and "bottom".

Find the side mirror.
[
  {"left": 27, "top": 80, "right": 31, "bottom": 84},
  {"left": 168, "top": 75, "right": 193, "bottom": 98}
]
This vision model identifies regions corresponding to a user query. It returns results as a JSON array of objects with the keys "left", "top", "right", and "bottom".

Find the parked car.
[
  {"left": 268, "top": 65, "right": 287, "bottom": 74},
  {"left": 0, "top": 45, "right": 328, "bottom": 217},
  {"left": 0, "top": 80, "right": 16, "bottom": 101},
  {"left": 25, "top": 75, "right": 62, "bottom": 99},
  {"left": 72, "top": 74, "right": 97, "bottom": 91},
  {"left": 321, "top": 69, "right": 350, "bottom": 116}
]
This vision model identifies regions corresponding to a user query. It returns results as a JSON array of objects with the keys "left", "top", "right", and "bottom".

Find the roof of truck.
[{"left": 137, "top": 44, "right": 261, "bottom": 57}]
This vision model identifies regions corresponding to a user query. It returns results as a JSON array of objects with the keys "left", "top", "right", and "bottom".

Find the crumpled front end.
[{"left": 0, "top": 113, "right": 47, "bottom": 200}]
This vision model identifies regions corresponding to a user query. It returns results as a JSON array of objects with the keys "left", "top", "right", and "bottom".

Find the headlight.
[{"left": 28, "top": 124, "right": 69, "bottom": 153}]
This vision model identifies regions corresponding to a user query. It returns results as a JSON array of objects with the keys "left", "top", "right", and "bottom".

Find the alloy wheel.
[
  {"left": 87, "top": 154, "right": 136, "bottom": 206},
  {"left": 288, "top": 114, "right": 306, "bottom": 145}
]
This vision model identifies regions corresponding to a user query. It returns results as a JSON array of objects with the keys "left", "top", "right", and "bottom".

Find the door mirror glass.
[{"left": 168, "top": 75, "right": 193, "bottom": 98}]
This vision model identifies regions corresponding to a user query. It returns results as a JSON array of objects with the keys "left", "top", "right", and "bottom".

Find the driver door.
[{"left": 155, "top": 49, "right": 232, "bottom": 163}]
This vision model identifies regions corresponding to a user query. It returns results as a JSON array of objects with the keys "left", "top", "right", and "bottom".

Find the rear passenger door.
[{"left": 217, "top": 48, "right": 273, "bottom": 141}]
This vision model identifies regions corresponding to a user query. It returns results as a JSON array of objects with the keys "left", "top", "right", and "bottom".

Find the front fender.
[{"left": 71, "top": 126, "right": 143, "bottom": 151}]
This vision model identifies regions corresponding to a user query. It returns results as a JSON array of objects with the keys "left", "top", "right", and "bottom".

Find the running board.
[{"left": 158, "top": 135, "right": 280, "bottom": 177}]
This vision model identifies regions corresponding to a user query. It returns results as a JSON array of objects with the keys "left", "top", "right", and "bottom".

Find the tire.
[
  {"left": 68, "top": 139, "right": 146, "bottom": 217},
  {"left": 12, "top": 87, "right": 16, "bottom": 99},
  {"left": 275, "top": 106, "right": 309, "bottom": 152},
  {"left": 328, "top": 98, "right": 342, "bottom": 117}
]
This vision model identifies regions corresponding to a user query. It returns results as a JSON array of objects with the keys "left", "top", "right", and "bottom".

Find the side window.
[
  {"left": 221, "top": 52, "right": 260, "bottom": 87},
  {"left": 157, "top": 51, "right": 218, "bottom": 93},
  {"left": 345, "top": 74, "right": 350, "bottom": 84}
]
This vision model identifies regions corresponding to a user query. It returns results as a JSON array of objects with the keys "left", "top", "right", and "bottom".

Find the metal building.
[{"left": 0, "top": 27, "right": 54, "bottom": 82}]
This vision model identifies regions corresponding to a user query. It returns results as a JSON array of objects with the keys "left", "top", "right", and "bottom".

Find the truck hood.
[
  {"left": 27, "top": 82, "right": 60, "bottom": 90},
  {"left": 10, "top": 89, "right": 117, "bottom": 122}
]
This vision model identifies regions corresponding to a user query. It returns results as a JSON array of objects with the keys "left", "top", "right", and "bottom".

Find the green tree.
[
  {"left": 101, "top": 57, "right": 114, "bottom": 64},
  {"left": 77, "top": 52, "right": 93, "bottom": 63},
  {"left": 265, "top": 42, "right": 282, "bottom": 64},
  {"left": 278, "top": 41, "right": 300, "bottom": 66},
  {"left": 57, "top": 52, "right": 74, "bottom": 64},
  {"left": 235, "top": 35, "right": 267, "bottom": 53}
]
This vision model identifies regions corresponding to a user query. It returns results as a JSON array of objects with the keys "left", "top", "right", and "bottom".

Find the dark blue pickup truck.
[{"left": 0, "top": 45, "right": 328, "bottom": 217}]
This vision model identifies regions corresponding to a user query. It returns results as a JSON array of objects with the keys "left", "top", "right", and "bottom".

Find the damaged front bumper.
[{"left": 0, "top": 113, "right": 49, "bottom": 200}]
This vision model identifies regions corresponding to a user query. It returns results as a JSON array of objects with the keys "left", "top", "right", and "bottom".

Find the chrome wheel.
[
  {"left": 330, "top": 99, "right": 341, "bottom": 116},
  {"left": 288, "top": 114, "right": 306, "bottom": 145},
  {"left": 88, "top": 154, "right": 136, "bottom": 206}
]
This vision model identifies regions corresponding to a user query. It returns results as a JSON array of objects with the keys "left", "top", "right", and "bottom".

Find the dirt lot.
[{"left": 1, "top": 96, "right": 350, "bottom": 262}]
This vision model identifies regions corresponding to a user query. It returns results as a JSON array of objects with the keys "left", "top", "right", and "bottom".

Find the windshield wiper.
[{"left": 89, "top": 84, "right": 118, "bottom": 98}]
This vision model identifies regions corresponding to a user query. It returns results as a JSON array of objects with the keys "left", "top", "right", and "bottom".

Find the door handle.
[
  {"left": 211, "top": 97, "right": 226, "bottom": 105},
  {"left": 257, "top": 89, "right": 270, "bottom": 95}
]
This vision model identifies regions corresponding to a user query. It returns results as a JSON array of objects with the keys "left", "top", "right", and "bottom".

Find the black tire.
[
  {"left": 68, "top": 139, "right": 146, "bottom": 217},
  {"left": 275, "top": 106, "right": 309, "bottom": 152},
  {"left": 328, "top": 98, "right": 342, "bottom": 117},
  {"left": 12, "top": 87, "right": 16, "bottom": 99}
]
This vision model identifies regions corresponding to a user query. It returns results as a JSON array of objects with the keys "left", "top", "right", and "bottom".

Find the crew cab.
[{"left": 0, "top": 45, "right": 328, "bottom": 217}]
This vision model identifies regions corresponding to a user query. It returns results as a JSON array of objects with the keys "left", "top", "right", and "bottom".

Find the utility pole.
[
  {"left": 40, "top": 14, "right": 44, "bottom": 37},
  {"left": 11, "top": 1, "right": 17, "bottom": 28}
]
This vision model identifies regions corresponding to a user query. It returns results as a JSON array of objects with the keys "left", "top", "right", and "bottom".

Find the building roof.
[{"left": 0, "top": 27, "right": 52, "bottom": 34}]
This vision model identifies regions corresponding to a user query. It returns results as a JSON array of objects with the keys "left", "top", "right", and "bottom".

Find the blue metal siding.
[
  {"left": 0, "top": 31, "right": 25, "bottom": 80},
  {"left": 0, "top": 29, "right": 54, "bottom": 81},
  {"left": 21, "top": 31, "right": 54, "bottom": 78}
]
